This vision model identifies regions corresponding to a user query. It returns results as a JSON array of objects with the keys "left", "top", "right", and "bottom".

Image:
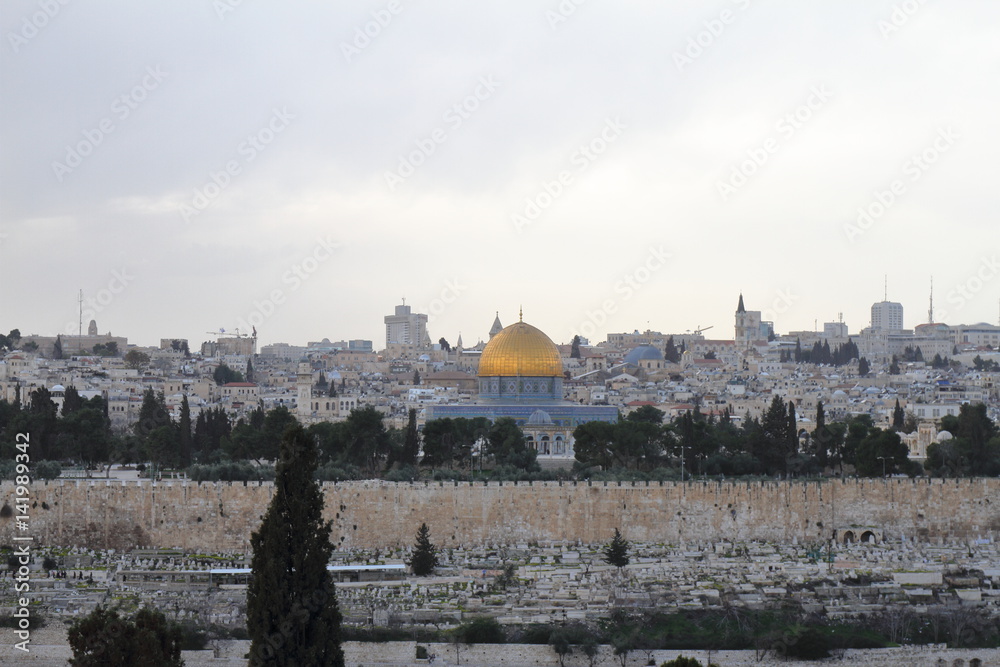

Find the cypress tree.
[
  {"left": 603, "top": 528, "right": 630, "bottom": 568},
  {"left": 178, "top": 395, "right": 192, "bottom": 468},
  {"left": 787, "top": 401, "right": 798, "bottom": 466},
  {"left": 664, "top": 336, "right": 680, "bottom": 363},
  {"left": 408, "top": 523, "right": 439, "bottom": 576},
  {"left": 247, "top": 425, "right": 344, "bottom": 666},
  {"left": 814, "top": 401, "right": 827, "bottom": 469},
  {"left": 892, "top": 399, "right": 905, "bottom": 430},
  {"left": 402, "top": 408, "right": 420, "bottom": 466},
  {"left": 62, "top": 385, "right": 84, "bottom": 415}
]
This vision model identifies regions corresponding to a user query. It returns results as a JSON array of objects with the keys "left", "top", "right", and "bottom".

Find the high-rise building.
[
  {"left": 871, "top": 301, "right": 904, "bottom": 331},
  {"left": 384, "top": 302, "right": 428, "bottom": 348}
]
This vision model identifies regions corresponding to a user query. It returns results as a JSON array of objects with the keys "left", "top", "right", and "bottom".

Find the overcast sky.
[{"left": 2, "top": 1, "right": 998, "bottom": 350}]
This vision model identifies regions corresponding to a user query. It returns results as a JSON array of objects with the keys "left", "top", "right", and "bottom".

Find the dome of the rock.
[{"left": 478, "top": 321, "right": 562, "bottom": 378}]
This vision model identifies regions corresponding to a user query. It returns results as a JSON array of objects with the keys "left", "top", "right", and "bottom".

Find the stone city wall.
[{"left": 1, "top": 478, "right": 998, "bottom": 552}]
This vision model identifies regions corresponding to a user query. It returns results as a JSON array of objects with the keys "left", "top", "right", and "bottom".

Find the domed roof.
[
  {"left": 937, "top": 430, "right": 953, "bottom": 442},
  {"left": 527, "top": 409, "right": 554, "bottom": 425},
  {"left": 478, "top": 320, "right": 562, "bottom": 377},
  {"left": 624, "top": 345, "right": 663, "bottom": 365}
]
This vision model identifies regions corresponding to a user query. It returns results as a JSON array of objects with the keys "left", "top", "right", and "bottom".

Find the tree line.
[
  {"left": 2, "top": 387, "right": 997, "bottom": 481},
  {"left": 573, "top": 399, "right": 998, "bottom": 479}
]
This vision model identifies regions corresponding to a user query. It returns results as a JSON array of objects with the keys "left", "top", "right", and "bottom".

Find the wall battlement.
[{"left": 2, "top": 478, "right": 996, "bottom": 552}]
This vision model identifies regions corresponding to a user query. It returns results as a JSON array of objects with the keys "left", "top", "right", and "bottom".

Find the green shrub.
[
  {"left": 34, "top": 460, "right": 62, "bottom": 480},
  {"left": 453, "top": 617, "right": 506, "bottom": 644}
]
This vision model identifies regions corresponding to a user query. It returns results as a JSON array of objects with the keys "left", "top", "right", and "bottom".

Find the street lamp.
[{"left": 877, "top": 456, "right": 888, "bottom": 478}]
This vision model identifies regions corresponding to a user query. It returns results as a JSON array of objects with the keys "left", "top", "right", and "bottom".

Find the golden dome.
[{"left": 478, "top": 321, "right": 563, "bottom": 377}]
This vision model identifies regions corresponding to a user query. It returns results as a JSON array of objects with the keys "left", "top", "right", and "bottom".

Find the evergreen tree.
[
  {"left": 68, "top": 606, "right": 182, "bottom": 667},
  {"left": 664, "top": 336, "right": 680, "bottom": 363},
  {"left": 213, "top": 363, "right": 245, "bottom": 385},
  {"left": 246, "top": 357, "right": 255, "bottom": 383},
  {"left": 327, "top": 379, "right": 337, "bottom": 397},
  {"left": 178, "top": 395, "right": 192, "bottom": 467},
  {"left": 62, "top": 385, "right": 84, "bottom": 415},
  {"left": 136, "top": 388, "right": 172, "bottom": 437},
  {"left": 570, "top": 335, "right": 581, "bottom": 359},
  {"left": 760, "top": 394, "right": 789, "bottom": 475},
  {"left": 892, "top": 399, "right": 905, "bottom": 431},
  {"left": 859, "top": 357, "right": 871, "bottom": 377},
  {"left": 401, "top": 408, "right": 420, "bottom": 466},
  {"left": 53, "top": 334, "right": 63, "bottom": 360},
  {"left": 344, "top": 406, "right": 390, "bottom": 474},
  {"left": 602, "top": 528, "right": 630, "bottom": 568},
  {"left": 888, "top": 355, "right": 899, "bottom": 375},
  {"left": 413, "top": 370, "right": 421, "bottom": 385},
  {"left": 247, "top": 425, "right": 344, "bottom": 666},
  {"left": 408, "top": 523, "right": 439, "bottom": 576},
  {"left": 794, "top": 338, "right": 802, "bottom": 363},
  {"left": 855, "top": 427, "right": 908, "bottom": 477},
  {"left": 813, "top": 401, "right": 827, "bottom": 469},
  {"left": 438, "top": 337, "right": 451, "bottom": 352},
  {"left": 787, "top": 401, "right": 798, "bottom": 464},
  {"left": 487, "top": 417, "right": 538, "bottom": 471}
]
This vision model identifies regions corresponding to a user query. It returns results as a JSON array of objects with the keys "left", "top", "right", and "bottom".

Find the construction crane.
[
  {"left": 687, "top": 325, "right": 713, "bottom": 336},
  {"left": 205, "top": 328, "right": 255, "bottom": 339}
]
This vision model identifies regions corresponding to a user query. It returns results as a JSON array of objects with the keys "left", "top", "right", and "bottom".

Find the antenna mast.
[
  {"left": 928, "top": 276, "right": 934, "bottom": 324},
  {"left": 78, "top": 289, "right": 83, "bottom": 338}
]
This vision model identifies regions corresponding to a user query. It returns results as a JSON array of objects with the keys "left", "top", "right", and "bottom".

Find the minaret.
[{"left": 296, "top": 360, "right": 313, "bottom": 420}]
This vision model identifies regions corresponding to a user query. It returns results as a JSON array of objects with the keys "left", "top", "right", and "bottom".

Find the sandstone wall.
[{"left": 1, "top": 478, "right": 997, "bottom": 552}]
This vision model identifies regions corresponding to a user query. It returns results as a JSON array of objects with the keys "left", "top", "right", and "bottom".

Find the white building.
[
  {"left": 871, "top": 301, "right": 904, "bottom": 332},
  {"left": 384, "top": 302, "right": 428, "bottom": 348}
]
